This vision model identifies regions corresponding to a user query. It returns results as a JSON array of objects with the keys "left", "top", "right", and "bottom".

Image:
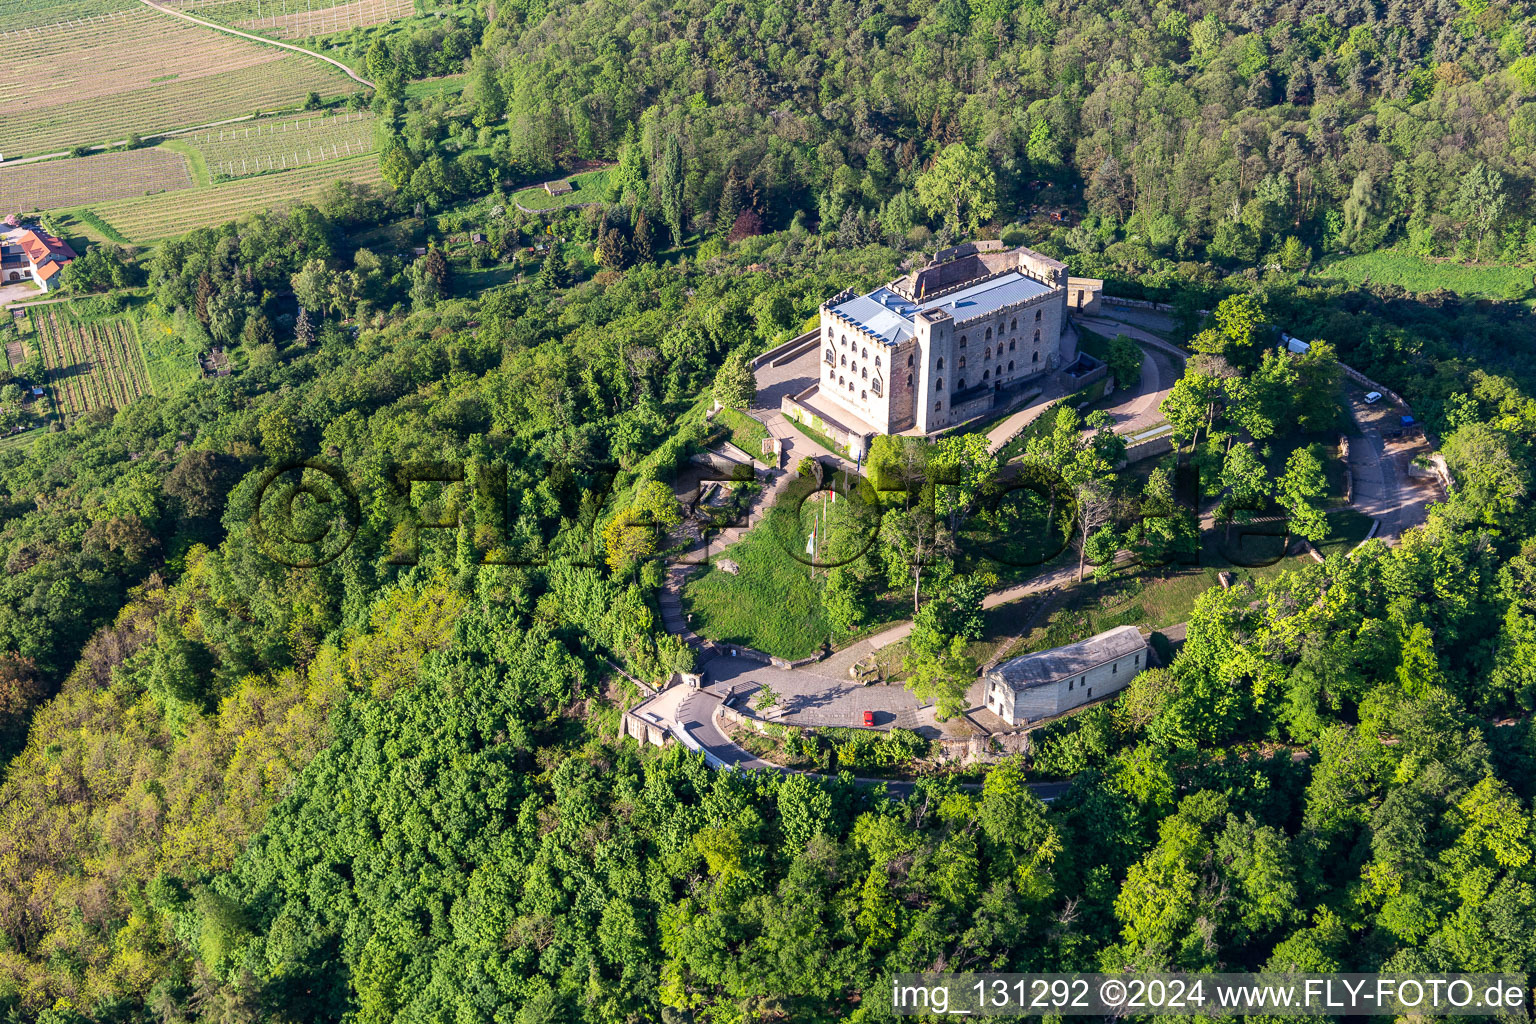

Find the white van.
[{"left": 1364, "top": 392, "right": 1382, "bottom": 404}]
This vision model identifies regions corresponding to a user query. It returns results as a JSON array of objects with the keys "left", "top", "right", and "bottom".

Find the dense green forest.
[
  {"left": 2, "top": 0, "right": 1536, "bottom": 1019},
  {"left": 442, "top": 0, "right": 1536, "bottom": 271}
]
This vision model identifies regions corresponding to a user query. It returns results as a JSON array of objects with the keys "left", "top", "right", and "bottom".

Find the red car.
[{"left": 863, "top": 710, "right": 875, "bottom": 727}]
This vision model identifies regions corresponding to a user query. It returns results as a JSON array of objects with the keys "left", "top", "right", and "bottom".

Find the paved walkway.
[
  {"left": 983, "top": 374, "right": 1073, "bottom": 452},
  {"left": 984, "top": 319, "right": 1184, "bottom": 453},
  {"left": 638, "top": 308, "right": 1436, "bottom": 789},
  {"left": 1342, "top": 385, "right": 1442, "bottom": 542}
]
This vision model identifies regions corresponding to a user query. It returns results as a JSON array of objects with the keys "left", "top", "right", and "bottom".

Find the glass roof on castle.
[{"left": 828, "top": 270, "right": 1054, "bottom": 345}]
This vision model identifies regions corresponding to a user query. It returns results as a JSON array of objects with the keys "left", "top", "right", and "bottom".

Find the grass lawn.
[
  {"left": 996, "top": 380, "right": 1108, "bottom": 462},
  {"left": 157, "top": 140, "right": 210, "bottom": 188},
  {"left": 684, "top": 490, "right": 880, "bottom": 659},
  {"left": 137, "top": 316, "right": 203, "bottom": 395},
  {"left": 0, "top": 426, "right": 46, "bottom": 451},
  {"left": 1317, "top": 251, "right": 1534, "bottom": 302},
  {"left": 995, "top": 506, "right": 1377, "bottom": 662},
  {"left": 404, "top": 75, "right": 466, "bottom": 101},
  {"left": 786, "top": 415, "right": 845, "bottom": 456},
  {"left": 451, "top": 264, "right": 521, "bottom": 296},
  {"left": 714, "top": 406, "right": 770, "bottom": 461},
  {"left": 513, "top": 169, "right": 612, "bottom": 211},
  {"left": 684, "top": 519, "right": 833, "bottom": 659}
]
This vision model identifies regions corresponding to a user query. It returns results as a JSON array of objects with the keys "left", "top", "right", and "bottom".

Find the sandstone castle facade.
[{"left": 814, "top": 241, "right": 1093, "bottom": 435}]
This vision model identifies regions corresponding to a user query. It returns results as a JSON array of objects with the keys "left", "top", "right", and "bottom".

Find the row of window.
[
  {"left": 831, "top": 333, "right": 883, "bottom": 366},
  {"left": 835, "top": 374, "right": 883, "bottom": 398},
  {"left": 933, "top": 338, "right": 1035, "bottom": 372},
  {"left": 958, "top": 308, "right": 1043, "bottom": 349},
  {"left": 931, "top": 354, "right": 1038, "bottom": 393}
]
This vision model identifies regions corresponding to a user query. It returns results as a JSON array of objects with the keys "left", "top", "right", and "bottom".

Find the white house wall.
[{"left": 985, "top": 648, "right": 1148, "bottom": 726}]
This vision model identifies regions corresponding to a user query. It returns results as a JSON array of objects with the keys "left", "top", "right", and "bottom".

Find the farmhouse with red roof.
[{"left": 0, "top": 226, "right": 76, "bottom": 292}]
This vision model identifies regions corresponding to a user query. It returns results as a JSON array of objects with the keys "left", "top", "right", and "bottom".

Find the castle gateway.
[{"left": 815, "top": 241, "right": 1091, "bottom": 435}]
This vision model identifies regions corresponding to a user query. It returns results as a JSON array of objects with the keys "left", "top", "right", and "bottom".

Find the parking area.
[{"left": 1344, "top": 385, "right": 1441, "bottom": 541}]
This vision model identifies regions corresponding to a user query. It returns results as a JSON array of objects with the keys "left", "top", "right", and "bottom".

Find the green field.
[
  {"left": 512, "top": 168, "right": 611, "bottom": 211},
  {"left": 1319, "top": 251, "right": 1535, "bottom": 302}
]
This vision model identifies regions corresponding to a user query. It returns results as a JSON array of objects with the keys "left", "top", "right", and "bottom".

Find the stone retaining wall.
[
  {"left": 1123, "top": 432, "right": 1174, "bottom": 464},
  {"left": 753, "top": 329, "right": 821, "bottom": 370}
]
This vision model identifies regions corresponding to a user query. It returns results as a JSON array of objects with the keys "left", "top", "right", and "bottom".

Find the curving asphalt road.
[{"left": 642, "top": 308, "right": 1434, "bottom": 796}]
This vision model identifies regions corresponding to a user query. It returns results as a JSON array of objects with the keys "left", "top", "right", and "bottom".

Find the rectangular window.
[{"left": 1087, "top": 688, "right": 1092, "bottom": 698}]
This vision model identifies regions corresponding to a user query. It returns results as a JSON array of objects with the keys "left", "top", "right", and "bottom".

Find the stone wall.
[
  {"left": 782, "top": 388, "right": 865, "bottom": 456},
  {"left": 753, "top": 328, "right": 822, "bottom": 370},
  {"left": 622, "top": 709, "right": 672, "bottom": 747},
  {"left": 1066, "top": 276, "right": 1104, "bottom": 315},
  {"left": 1123, "top": 431, "right": 1174, "bottom": 464}
]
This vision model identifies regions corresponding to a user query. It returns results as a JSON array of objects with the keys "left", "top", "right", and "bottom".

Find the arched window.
[
  {"left": 957, "top": 379, "right": 966, "bottom": 391},
  {"left": 984, "top": 347, "right": 991, "bottom": 360},
  {"left": 1032, "top": 351, "right": 1039, "bottom": 363},
  {"left": 985, "top": 327, "right": 992, "bottom": 341},
  {"left": 1034, "top": 329, "right": 1041, "bottom": 342},
  {"left": 875, "top": 356, "right": 881, "bottom": 368},
  {"left": 959, "top": 335, "right": 967, "bottom": 348},
  {"left": 841, "top": 354, "right": 847, "bottom": 366},
  {"left": 861, "top": 347, "right": 868, "bottom": 360},
  {"left": 1009, "top": 340, "right": 1015, "bottom": 351},
  {"left": 849, "top": 381, "right": 855, "bottom": 392},
  {"left": 861, "top": 367, "right": 868, "bottom": 379},
  {"left": 983, "top": 369, "right": 990, "bottom": 380},
  {"left": 860, "top": 390, "right": 867, "bottom": 401},
  {"left": 872, "top": 379, "right": 882, "bottom": 395},
  {"left": 958, "top": 356, "right": 966, "bottom": 369},
  {"left": 1034, "top": 308, "right": 1042, "bottom": 321},
  {"left": 839, "top": 375, "right": 845, "bottom": 385},
  {"left": 1010, "top": 318, "right": 1017, "bottom": 331},
  {"left": 825, "top": 347, "right": 835, "bottom": 364},
  {"left": 937, "top": 357, "right": 945, "bottom": 370},
  {"left": 907, "top": 354, "right": 914, "bottom": 366},
  {"left": 906, "top": 373, "right": 913, "bottom": 387},
  {"left": 1008, "top": 360, "right": 1014, "bottom": 371},
  {"left": 851, "top": 362, "right": 857, "bottom": 374},
  {"left": 842, "top": 333, "right": 849, "bottom": 345},
  {"left": 936, "top": 377, "right": 944, "bottom": 390},
  {"left": 935, "top": 400, "right": 943, "bottom": 412}
]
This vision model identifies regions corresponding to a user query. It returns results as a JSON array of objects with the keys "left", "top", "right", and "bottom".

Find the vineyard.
[
  {"left": 0, "top": 148, "right": 192, "bottom": 214},
  {"left": 32, "top": 310, "right": 151, "bottom": 418},
  {"left": 244, "top": 0, "right": 414, "bottom": 39},
  {"left": 0, "top": 7, "right": 361, "bottom": 156},
  {"left": 161, "top": 0, "right": 415, "bottom": 37},
  {"left": 190, "top": 111, "right": 376, "bottom": 178},
  {"left": 91, "top": 152, "right": 386, "bottom": 240},
  {"left": 0, "top": 0, "right": 133, "bottom": 33}
]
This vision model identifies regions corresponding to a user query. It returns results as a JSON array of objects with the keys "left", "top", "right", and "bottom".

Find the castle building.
[
  {"left": 814, "top": 241, "right": 1096, "bottom": 436},
  {"left": 983, "top": 624, "right": 1148, "bottom": 726}
]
